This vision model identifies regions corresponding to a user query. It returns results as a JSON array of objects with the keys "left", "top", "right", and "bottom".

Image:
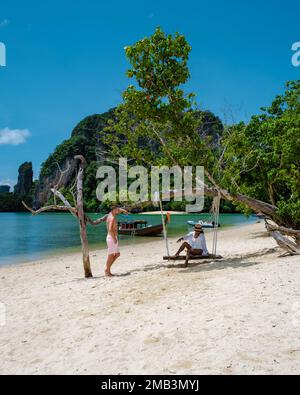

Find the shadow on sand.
[
  {"left": 114, "top": 247, "right": 278, "bottom": 277},
  {"left": 65, "top": 247, "right": 278, "bottom": 284}
]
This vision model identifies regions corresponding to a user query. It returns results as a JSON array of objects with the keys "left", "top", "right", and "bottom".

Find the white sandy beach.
[{"left": 0, "top": 222, "right": 300, "bottom": 375}]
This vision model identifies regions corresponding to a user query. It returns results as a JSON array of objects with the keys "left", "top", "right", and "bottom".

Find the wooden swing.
[{"left": 162, "top": 192, "right": 223, "bottom": 263}]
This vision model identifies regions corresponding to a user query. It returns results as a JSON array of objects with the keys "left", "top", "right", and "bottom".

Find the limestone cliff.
[
  {"left": 34, "top": 110, "right": 115, "bottom": 209},
  {"left": 14, "top": 162, "right": 33, "bottom": 196}
]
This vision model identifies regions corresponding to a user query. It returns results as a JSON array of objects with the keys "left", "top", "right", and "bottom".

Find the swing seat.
[{"left": 163, "top": 254, "right": 223, "bottom": 261}]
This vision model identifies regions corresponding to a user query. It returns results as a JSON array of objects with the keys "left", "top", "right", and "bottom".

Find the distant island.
[
  {"left": 0, "top": 162, "right": 34, "bottom": 212},
  {"left": 0, "top": 185, "right": 10, "bottom": 194}
]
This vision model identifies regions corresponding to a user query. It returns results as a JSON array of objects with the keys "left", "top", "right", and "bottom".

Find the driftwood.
[
  {"left": 22, "top": 201, "right": 77, "bottom": 216},
  {"left": 265, "top": 222, "right": 300, "bottom": 256}
]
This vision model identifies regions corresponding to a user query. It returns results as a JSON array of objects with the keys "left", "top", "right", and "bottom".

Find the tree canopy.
[
  {"left": 105, "top": 27, "right": 300, "bottom": 244},
  {"left": 221, "top": 81, "right": 300, "bottom": 229}
]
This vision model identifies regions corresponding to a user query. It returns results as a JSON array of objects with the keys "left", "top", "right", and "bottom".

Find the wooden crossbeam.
[{"left": 163, "top": 254, "right": 223, "bottom": 261}]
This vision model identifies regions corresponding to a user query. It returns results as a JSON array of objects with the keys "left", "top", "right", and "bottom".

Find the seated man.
[{"left": 174, "top": 224, "right": 209, "bottom": 267}]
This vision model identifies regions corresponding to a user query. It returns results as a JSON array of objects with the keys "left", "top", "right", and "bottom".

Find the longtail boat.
[
  {"left": 118, "top": 220, "right": 163, "bottom": 236},
  {"left": 187, "top": 220, "right": 221, "bottom": 228}
]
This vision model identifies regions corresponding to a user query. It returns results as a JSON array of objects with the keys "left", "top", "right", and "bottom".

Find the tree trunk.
[
  {"left": 211, "top": 185, "right": 300, "bottom": 255},
  {"left": 203, "top": 174, "right": 280, "bottom": 222},
  {"left": 75, "top": 155, "right": 93, "bottom": 278},
  {"left": 265, "top": 222, "right": 300, "bottom": 255},
  {"left": 268, "top": 231, "right": 300, "bottom": 255}
]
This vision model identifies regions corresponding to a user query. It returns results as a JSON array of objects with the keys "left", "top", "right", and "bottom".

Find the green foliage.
[
  {"left": 40, "top": 111, "right": 115, "bottom": 179},
  {"left": 0, "top": 193, "right": 24, "bottom": 212},
  {"left": 37, "top": 112, "right": 115, "bottom": 212},
  {"left": 124, "top": 27, "right": 193, "bottom": 112},
  {"left": 221, "top": 81, "right": 300, "bottom": 227},
  {"left": 105, "top": 28, "right": 224, "bottom": 168},
  {"left": 5, "top": 27, "right": 297, "bottom": 228},
  {"left": 105, "top": 28, "right": 299, "bottom": 227},
  {"left": 104, "top": 27, "right": 225, "bottom": 210}
]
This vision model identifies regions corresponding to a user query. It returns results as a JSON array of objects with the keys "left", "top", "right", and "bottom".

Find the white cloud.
[
  {"left": 0, "top": 128, "right": 31, "bottom": 146},
  {"left": 0, "top": 19, "right": 9, "bottom": 28}
]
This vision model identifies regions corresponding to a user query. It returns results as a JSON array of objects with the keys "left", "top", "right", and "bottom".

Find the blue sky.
[{"left": 0, "top": 0, "right": 299, "bottom": 188}]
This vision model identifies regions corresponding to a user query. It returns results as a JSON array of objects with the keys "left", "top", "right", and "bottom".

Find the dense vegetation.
[
  {"left": 0, "top": 193, "right": 23, "bottom": 212},
  {"left": 37, "top": 111, "right": 115, "bottom": 212},
  {"left": 2, "top": 26, "right": 298, "bottom": 244},
  {"left": 20, "top": 106, "right": 235, "bottom": 213},
  {"left": 103, "top": 27, "right": 299, "bottom": 252},
  {"left": 221, "top": 81, "right": 300, "bottom": 229}
]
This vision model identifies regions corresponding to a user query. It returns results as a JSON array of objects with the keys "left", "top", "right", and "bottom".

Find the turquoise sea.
[{"left": 0, "top": 212, "right": 257, "bottom": 266}]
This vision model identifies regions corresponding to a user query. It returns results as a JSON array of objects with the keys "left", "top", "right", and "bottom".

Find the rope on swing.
[
  {"left": 212, "top": 191, "right": 221, "bottom": 256},
  {"left": 153, "top": 191, "right": 170, "bottom": 258},
  {"left": 159, "top": 196, "right": 170, "bottom": 258}
]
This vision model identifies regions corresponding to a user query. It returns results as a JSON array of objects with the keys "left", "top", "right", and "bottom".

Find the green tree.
[
  {"left": 105, "top": 27, "right": 300, "bottom": 254},
  {"left": 221, "top": 81, "right": 300, "bottom": 230}
]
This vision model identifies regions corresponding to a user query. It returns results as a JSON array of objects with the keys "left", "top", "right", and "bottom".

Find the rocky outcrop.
[
  {"left": 34, "top": 158, "right": 77, "bottom": 207},
  {"left": 34, "top": 110, "right": 115, "bottom": 208},
  {"left": 33, "top": 108, "right": 224, "bottom": 210},
  {"left": 14, "top": 162, "right": 33, "bottom": 196}
]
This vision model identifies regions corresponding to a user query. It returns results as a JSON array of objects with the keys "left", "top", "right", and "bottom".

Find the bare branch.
[
  {"left": 22, "top": 201, "right": 77, "bottom": 216},
  {"left": 85, "top": 214, "right": 108, "bottom": 226},
  {"left": 54, "top": 160, "right": 71, "bottom": 190},
  {"left": 265, "top": 221, "right": 300, "bottom": 255},
  {"left": 50, "top": 188, "right": 73, "bottom": 208},
  {"left": 265, "top": 221, "right": 300, "bottom": 238},
  {"left": 74, "top": 155, "right": 87, "bottom": 168}
]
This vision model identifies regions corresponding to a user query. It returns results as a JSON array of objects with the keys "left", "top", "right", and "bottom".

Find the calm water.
[{"left": 0, "top": 212, "right": 257, "bottom": 266}]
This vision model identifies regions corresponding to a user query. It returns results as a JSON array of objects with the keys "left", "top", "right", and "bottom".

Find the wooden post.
[
  {"left": 159, "top": 195, "right": 170, "bottom": 257},
  {"left": 75, "top": 155, "right": 93, "bottom": 278}
]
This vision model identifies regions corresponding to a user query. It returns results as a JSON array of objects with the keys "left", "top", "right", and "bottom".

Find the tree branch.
[
  {"left": 50, "top": 188, "right": 73, "bottom": 208},
  {"left": 265, "top": 222, "right": 300, "bottom": 238},
  {"left": 22, "top": 201, "right": 77, "bottom": 216},
  {"left": 85, "top": 214, "right": 108, "bottom": 226},
  {"left": 265, "top": 221, "right": 300, "bottom": 255},
  {"left": 50, "top": 188, "right": 77, "bottom": 218}
]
